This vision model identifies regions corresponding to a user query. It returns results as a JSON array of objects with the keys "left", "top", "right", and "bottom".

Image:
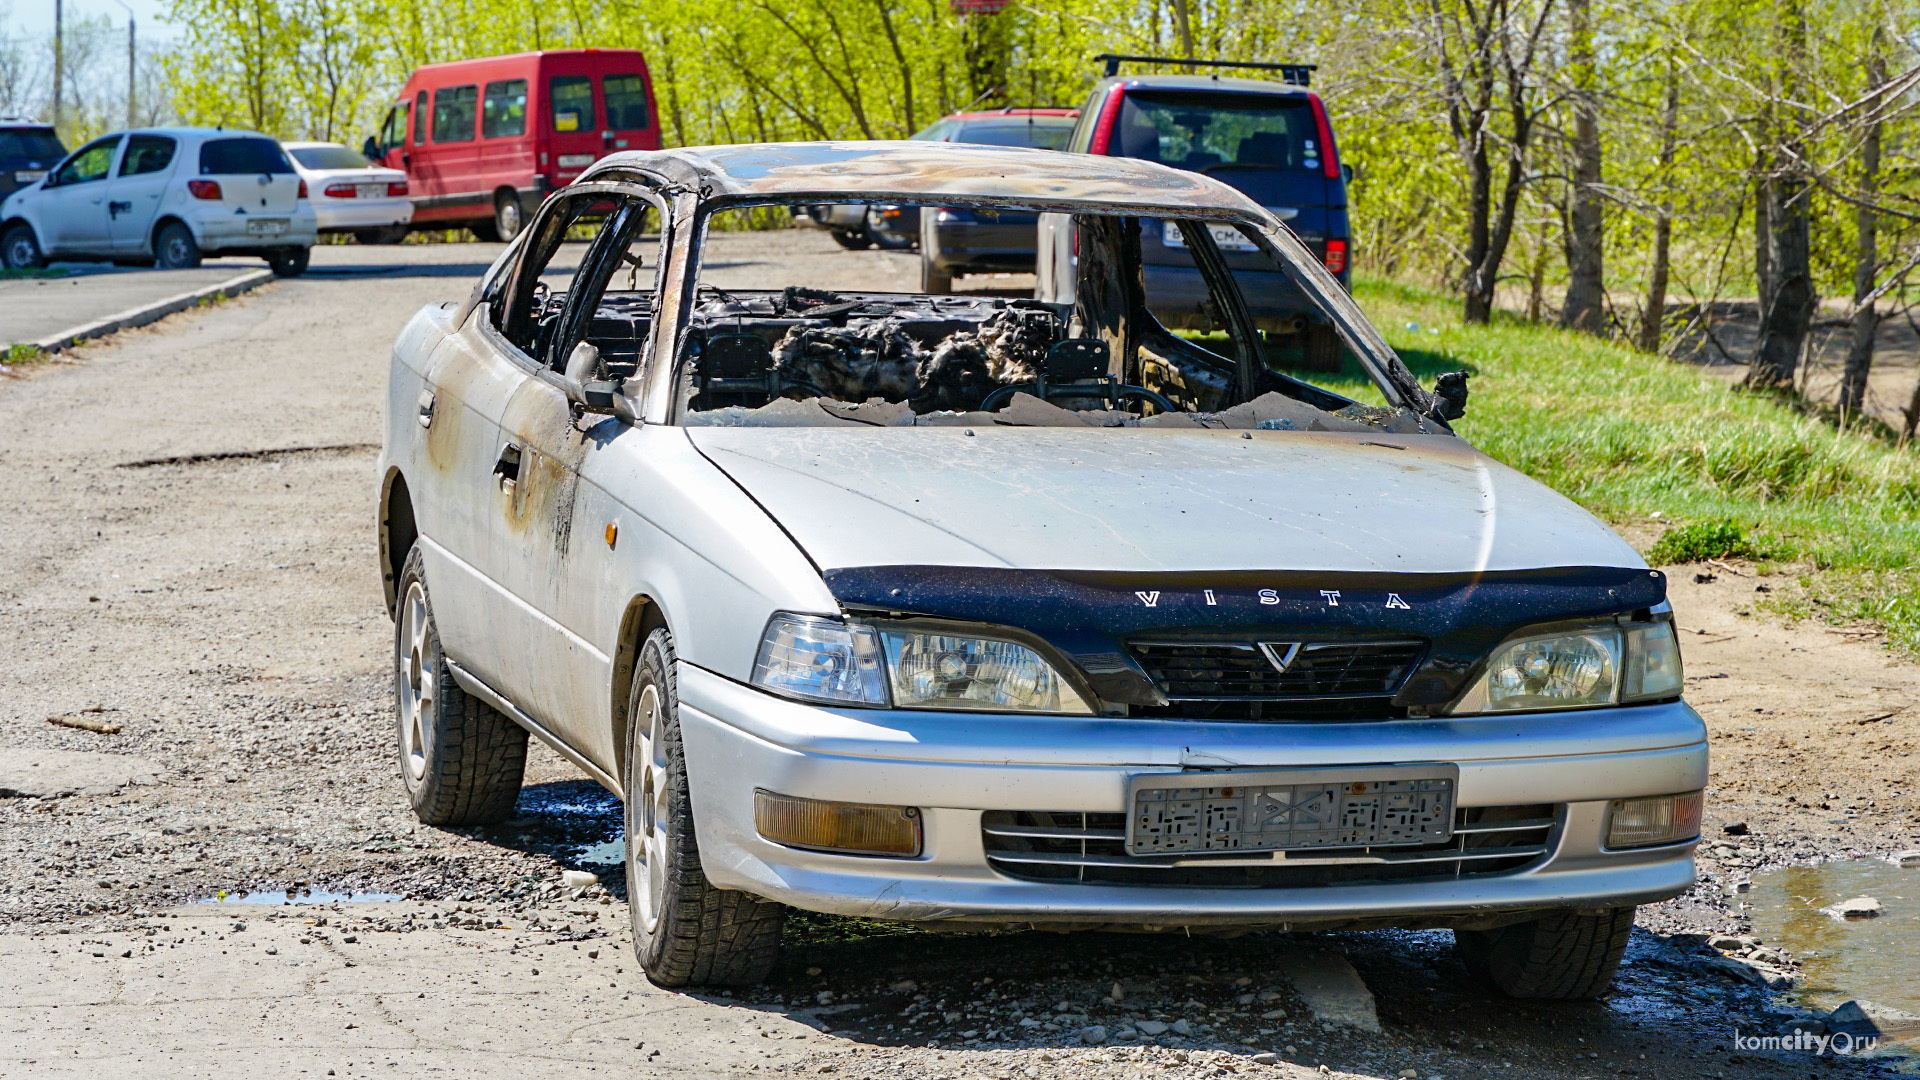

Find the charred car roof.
[{"left": 579, "top": 140, "right": 1269, "bottom": 213}]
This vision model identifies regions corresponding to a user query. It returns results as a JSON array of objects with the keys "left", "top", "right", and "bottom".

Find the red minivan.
[{"left": 363, "top": 49, "right": 660, "bottom": 241}]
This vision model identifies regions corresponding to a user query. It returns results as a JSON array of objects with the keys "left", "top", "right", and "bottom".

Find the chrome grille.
[
  {"left": 1131, "top": 640, "right": 1426, "bottom": 701},
  {"left": 981, "top": 805, "right": 1558, "bottom": 888}
]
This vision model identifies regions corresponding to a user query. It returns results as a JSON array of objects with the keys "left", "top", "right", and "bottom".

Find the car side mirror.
[
  {"left": 362, "top": 136, "right": 381, "bottom": 162},
  {"left": 1341, "top": 163, "right": 1356, "bottom": 184},
  {"left": 562, "top": 341, "right": 631, "bottom": 420}
]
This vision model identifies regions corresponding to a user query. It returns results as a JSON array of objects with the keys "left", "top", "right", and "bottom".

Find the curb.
[{"left": 30, "top": 268, "right": 276, "bottom": 353}]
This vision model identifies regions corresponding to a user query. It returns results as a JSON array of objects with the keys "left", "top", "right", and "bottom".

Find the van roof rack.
[{"left": 1094, "top": 54, "right": 1315, "bottom": 86}]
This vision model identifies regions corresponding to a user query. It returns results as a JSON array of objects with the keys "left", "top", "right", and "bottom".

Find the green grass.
[
  {"left": 4, "top": 342, "right": 47, "bottom": 366},
  {"left": 0, "top": 267, "right": 69, "bottom": 280},
  {"left": 1307, "top": 276, "right": 1920, "bottom": 655}
]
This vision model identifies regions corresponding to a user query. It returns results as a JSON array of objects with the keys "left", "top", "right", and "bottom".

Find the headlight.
[
  {"left": 751, "top": 614, "right": 1092, "bottom": 714},
  {"left": 881, "top": 629, "right": 1092, "bottom": 714},
  {"left": 750, "top": 613, "right": 888, "bottom": 706},
  {"left": 1449, "top": 620, "right": 1683, "bottom": 715}
]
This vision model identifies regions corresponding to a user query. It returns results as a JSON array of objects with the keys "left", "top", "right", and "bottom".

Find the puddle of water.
[
  {"left": 1747, "top": 857, "right": 1920, "bottom": 1020},
  {"left": 193, "top": 889, "right": 404, "bottom": 905},
  {"left": 576, "top": 837, "right": 626, "bottom": 865}
]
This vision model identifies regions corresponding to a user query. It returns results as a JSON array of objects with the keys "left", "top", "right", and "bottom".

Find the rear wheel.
[
  {"left": 393, "top": 546, "right": 528, "bottom": 826},
  {"left": 3, "top": 225, "right": 45, "bottom": 269},
  {"left": 921, "top": 256, "right": 953, "bottom": 294},
  {"left": 626, "top": 627, "right": 785, "bottom": 986},
  {"left": 493, "top": 193, "right": 525, "bottom": 242},
  {"left": 829, "top": 229, "right": 873, "bottom": 251},
  {"left": 267, "top": 246, "right": 310, "bottom": 277},
  {"left": 153, "top": 222, "right": 201, "bottom": 269},
  {"left": 1455, "top": 907, "right": 1636, "bottom": 999},
  {"left": 1301, "top": 324, "right": 1345, "bottom": 372}
]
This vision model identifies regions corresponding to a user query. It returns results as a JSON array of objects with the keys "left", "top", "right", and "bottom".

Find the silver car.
[{"left": 379, "top": 142, "right": 1705, "bottom": 995}]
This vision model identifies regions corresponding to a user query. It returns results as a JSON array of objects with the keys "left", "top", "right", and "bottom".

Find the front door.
[
  {"left": 41, "top": 135, "right": 122, "bottom": 254},
  {"left": 105, "top": 133, "right": 179, "bottom": 253},
  {"left": 443, "top": 188, "right": 656, "bottom": 743}
]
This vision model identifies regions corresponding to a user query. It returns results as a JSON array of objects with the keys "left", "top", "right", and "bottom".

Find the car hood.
[{"left": 687, "top": 426, "right": 1643, "bottom": 575}]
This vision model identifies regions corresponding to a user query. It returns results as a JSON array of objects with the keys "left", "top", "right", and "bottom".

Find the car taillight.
[
  {"left": 186, "top": 179, "right": 222, "bottom": 200},
  {"left": 387, "top": 180, "right": 409, "bottom": 196},
  {"left": 1308, "top": 92, "right": 1342, "bottom": 181},
  {"left": 323, "top": 183, "right": 356, "bottom": 198},
  {"left": 297, "top": 179, "right": 309, "bottom": 199},
  {"left": 1087, "top": 85, "right": 1128, "bottom": 155},
  {"left": 1323, "top": 239, "right": 1348, "bottom": 274}
]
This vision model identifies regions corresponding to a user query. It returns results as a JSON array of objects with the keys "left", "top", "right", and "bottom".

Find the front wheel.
[
  {"left": 1455, "top": 906, "right": 1635, "bottom": 999},
  {"left": 153, "top": 222, "right": 201, "bottom": 269},
  {"left": 626, "top": 627, "right": 785, "bottom": 986},
  {"left": 3, "top": 225, "right": 46, "bottom": 269},
  {"left": 1301, "top": 323, "right": 1345, "bottom": 372},
  {"left": 393, "top": 546, "right": 528, "bottom": 825},
  {"left": 267, "top": 246, "right": 310, "bottom": 277}
]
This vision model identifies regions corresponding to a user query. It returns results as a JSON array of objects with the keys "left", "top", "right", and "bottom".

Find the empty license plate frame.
[{"left": 1126, "top": 764, "right": 1459, "bottom": 856}]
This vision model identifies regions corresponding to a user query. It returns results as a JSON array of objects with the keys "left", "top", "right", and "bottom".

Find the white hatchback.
[
  {"left": 0, "top": 127, "right": 318, "bottom": 276},
  {"left": 283, "top": 140, "right": 411, "bottom": 243}
]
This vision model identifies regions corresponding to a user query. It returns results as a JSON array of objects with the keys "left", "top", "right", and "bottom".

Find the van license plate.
[
  {"left": 247, "top": 219, "right": 289, "bottom": 236},
  {"left": 1162, "top": 220, "right": 1258, "bottom": 252},
  {"left": 1126, "top": 765, "right": 1457, "bottom": 855},
  {"left": 356, "top": 183, "right": 384, "bottom": 199}
]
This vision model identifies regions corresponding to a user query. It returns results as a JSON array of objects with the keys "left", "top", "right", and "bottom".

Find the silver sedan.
[{"left": 378, "top": 141, "right": 1705, "bottom": 994}]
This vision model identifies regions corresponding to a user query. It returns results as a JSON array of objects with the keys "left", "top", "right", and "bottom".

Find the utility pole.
[
  {"left": 52, "top": 0, "right": 62, "bottom": 132},
  {"left": 113, "top": 0, "right": 136, "bottom": 127}
]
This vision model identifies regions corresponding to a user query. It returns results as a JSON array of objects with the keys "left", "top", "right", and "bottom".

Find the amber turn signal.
[
  {"left": 604, "top": 522, "right": 618, "bottom": 548},
  {"left": 753, "top": 789, "right": 921, "bottom": 857}
]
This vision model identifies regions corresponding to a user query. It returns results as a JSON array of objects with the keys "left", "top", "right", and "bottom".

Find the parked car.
[
  {"left": 362, "top": 49, "right": 660, "bottom": 242},
  {"left": 1, "top": 127, "right": 316, "bottom": 275},
  {"left": 380, "top": 140, "right": 1702, "bottom": 997},
  {"left": 793, "top": 107, "right": 1076, "bottom": 260},
  {"left": 1038, "top": 56, "right": 1353, "bottom": 369},
  {"left": 283, "top": 140, "right": 412, "bottom": 243},
  {"left": 0, "top": 115, "right": 65, "bottom": 202}
]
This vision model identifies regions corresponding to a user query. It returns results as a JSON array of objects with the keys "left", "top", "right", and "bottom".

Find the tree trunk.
[
  {"left": 1745, "top": 0, "right": 1815, "bottom": 391},
  {"left": 1636, "top": 58, "right": 1679, "bottom": 354},
  {"left": 1753, "top": 162, "right": 1773, "bottom": 307},
  {"left": 1170, "top": 0, "right": 1194, "bottom": 58},
  {"left": 1838, "top": 33, "right": 1886, "bottom": 416},
  {"left": 1559, "top": 0, "right": 1605, "bottom": 333}
]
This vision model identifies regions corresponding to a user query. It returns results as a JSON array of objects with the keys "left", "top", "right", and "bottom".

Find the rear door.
[
  {"left": 196, "top": 136, "right": 302, "bottom": 240},
  {"left": 105, "top": 133, "right": 178, "bottom": 253},
  {"left": 543, "top": 66, "right": 603, "bottom": 186},
  {"left": 39, "top": 135, "right": 122, "bottom": 254},
  {"left": 478, "top": 75, "right": 532, "bottom": 199}
]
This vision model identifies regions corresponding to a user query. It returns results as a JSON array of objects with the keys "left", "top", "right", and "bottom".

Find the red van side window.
[
  {"left": 604, "top": 75, "right": 651, "bottom": 131},
  {"left": 433, "top": 85, "right": 479, "bottom": 143},
  {"left": 412, "top": 90, "right": 428, "bottom": 143},
  {"left": 551, "top": 76, "right": 594, "bottom": 133},
  {"left": 483, "top": 79, "right": 528, "bottom": 138}
]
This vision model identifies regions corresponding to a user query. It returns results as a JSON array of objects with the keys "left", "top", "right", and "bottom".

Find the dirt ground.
[{"left": 1, "top": 234, "right": 1915, "bottom": 1080}]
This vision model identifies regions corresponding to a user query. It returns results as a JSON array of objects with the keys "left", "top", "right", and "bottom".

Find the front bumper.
[{"left": 676, "top": 664, "right": 1706, "bottom": 927}]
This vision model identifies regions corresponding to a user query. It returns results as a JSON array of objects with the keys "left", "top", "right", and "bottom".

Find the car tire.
[
  {"left": 625, "top": 626, "right": 785, "bottom": 987},
  {"left": 153, "top": 222, "right": 201, "bottom": 269},
  {"left": 3, "top": 224, "right": 46, "bottom": 269},
  {"left": 356, "top": 226, "right": 409, "bottom": 245},
  {"left": 393, "top": 545, "right": 529, "bottom": 826},
  {"left": 829, "top": 229, "right": 873, "bottom": 251},
  {"left": 267, "top": 246, "right": 310, "bottom": 277},
  {"left": 1301, "top": 324, "right": 1345, "bottom": 372},
  {"left": 493, "top": 193, "right": 525, "bottom": 242},
  {"left": 921, "top": 256, "right": 953, "bottom": 295},
  {"left": 1455, "top": 906, "right": 1635, "bottom": 1000}
]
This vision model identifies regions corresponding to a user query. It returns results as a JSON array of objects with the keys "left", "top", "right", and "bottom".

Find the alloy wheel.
[
  {"left": 627, "top": 682, "right": 670, "bottom": 935},
  {"left": 397, "top": 582, "right": 434, "bottom": 784}
]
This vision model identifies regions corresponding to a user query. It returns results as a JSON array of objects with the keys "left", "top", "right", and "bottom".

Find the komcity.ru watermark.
[{"left": 1734, "top": 1030, "right": 1879, "bottom": 1056}]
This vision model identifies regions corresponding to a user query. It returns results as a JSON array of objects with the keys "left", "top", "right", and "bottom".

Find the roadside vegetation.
[{"left": 1332, "top": 276, "right": 1920, "bottom": 653}]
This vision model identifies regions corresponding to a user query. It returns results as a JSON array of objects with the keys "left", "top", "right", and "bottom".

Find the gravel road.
[{"left": 1, "top": 235, "right": 1914, "bottom": 1080}]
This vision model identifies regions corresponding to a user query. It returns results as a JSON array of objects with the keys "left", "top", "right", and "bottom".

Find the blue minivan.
[{"left": 1038, "top": 58, "right": 1353, "bottom": 370}]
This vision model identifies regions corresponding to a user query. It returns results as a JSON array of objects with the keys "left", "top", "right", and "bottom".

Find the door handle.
[
  {"left": 109, "top": 200, "right": 131, "bottom": 218},
  {"left": 493, "top": 443, "right": 523, "bottom": 493}
]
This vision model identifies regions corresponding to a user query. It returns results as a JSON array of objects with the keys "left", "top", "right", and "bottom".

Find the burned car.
[{"left": 379, "top": 142, "right": 1704, "bottom": 994}]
